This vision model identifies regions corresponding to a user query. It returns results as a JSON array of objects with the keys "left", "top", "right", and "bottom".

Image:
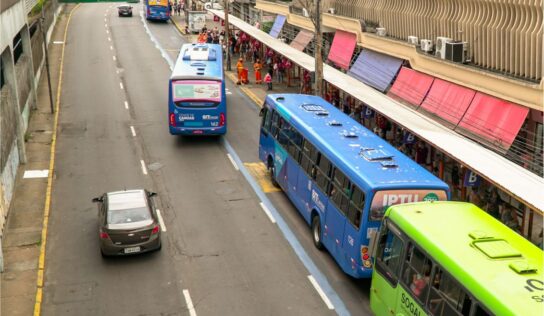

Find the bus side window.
[
  {"left": 278, "top": 118, "right": 291, "bottom": 147},
  {"left": 427, "top": 268, "right": 471, "bottom": 316},
  {"left": 348, "top": 185, "right": 365, "bottom": 229},
  {"left": 300, "top": 140, "right": 316, "bottom": 178},
  {"left": 261, "top": 107, "right": 272, "bottom": 132},
  {"left": 287, "top": 128, "right": 302, "bottom": 161},
  {"left": 401, "top": 243, "right": 433, "bottom": 304},
  {"left": 315, "top": 153, "right": 332, "bottom": 193},
  {"left": 270, "top": 111, "right": 279, "bottom": 138},
  {"left": 375, "top": 222, "right": 404, "bottom": 285}
]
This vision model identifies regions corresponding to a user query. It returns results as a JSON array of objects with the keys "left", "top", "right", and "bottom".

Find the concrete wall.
[{"left": 0, "top": 0, "right": 59, "bottom": 236}]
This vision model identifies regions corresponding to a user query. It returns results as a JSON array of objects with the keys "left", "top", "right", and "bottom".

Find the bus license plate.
[{"left": 124, "top": 246, "right": 140, "bottom": 254}]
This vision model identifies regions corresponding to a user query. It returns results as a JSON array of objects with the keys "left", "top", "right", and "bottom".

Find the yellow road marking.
[
  {"left": 33, "top": 4, "right": 81, "bottom": 316},
  {"left": 225, "top": 72, "right": 264, "bottom": 107},
  {"left": 244, "top": 162, "right": 281, "bottom": 193}
]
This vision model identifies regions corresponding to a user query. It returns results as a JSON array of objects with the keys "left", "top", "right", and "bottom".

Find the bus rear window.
[
  {"left": 172, "top": 80, "right": 221, "bottom": 102},
  {"left": 369, "top": 190, "right": 448, "bottom": 221}
]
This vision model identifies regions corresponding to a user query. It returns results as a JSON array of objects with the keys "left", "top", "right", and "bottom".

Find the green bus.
[{"left": 370, "top": 201, "right": 543, "bottom": 316}]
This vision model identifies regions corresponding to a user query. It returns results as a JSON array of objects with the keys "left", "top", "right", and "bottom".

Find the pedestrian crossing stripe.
[{"left": 244, "top": 162, "right": 281, "bottom": 193}]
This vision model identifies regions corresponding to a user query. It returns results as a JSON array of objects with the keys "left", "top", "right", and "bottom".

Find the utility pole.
[
  {"left": 314, "top": 0, "right": 323, "bottom": 97},
  {"left": 223, "top": 0, "right": 231, "bottom": 71},
  {"left": 40, "top": 9, "right": 55, "bottom": 113}
]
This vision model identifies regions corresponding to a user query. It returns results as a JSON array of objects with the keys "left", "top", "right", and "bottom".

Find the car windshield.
[{"left": 107, "top": 207, "right": 151, "bottom": 224}]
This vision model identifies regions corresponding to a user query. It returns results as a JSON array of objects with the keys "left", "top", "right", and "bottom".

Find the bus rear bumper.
[{"left": 169, "top": 126, "right": 226, "bottom": 135}]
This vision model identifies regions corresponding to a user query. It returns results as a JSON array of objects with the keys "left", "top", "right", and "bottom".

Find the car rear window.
[{"left": 107, "top": 207, "right": 151, "bottom": 224}]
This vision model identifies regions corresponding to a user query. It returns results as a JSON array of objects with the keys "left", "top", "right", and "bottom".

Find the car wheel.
[
  {"left": 100, "top": 249, "right": 109, "bottom": 258},
  {"left": 312, "top": 215, "right": 324, "bottom": 250},
  {"left": 129, "top": 13, "right": 132, "bottom": 17}
]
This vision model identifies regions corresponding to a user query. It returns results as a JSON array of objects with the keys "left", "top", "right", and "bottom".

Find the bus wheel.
[
  {"left": 268, "top": 160, "right": 279, "bottom": 187},
  {"left": 312, "top": 215, "right": 324, "bottom": 250}
]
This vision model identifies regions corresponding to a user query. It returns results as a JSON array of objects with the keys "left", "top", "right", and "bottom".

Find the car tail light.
[
  {"left": 169, "top": 113, "right": 176, "bottom": 127},
  {"left": 219, "top": 112, "right": 225, "bottom": 126},
  {"left": 100, "top": 231, "right": 109, "bottom": 239},
  {"left": 151, "top": 225, "right": 160, "bottom": 234}
]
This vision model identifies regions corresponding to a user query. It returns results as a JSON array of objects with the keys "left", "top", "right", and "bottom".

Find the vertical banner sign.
[
  {"left": 463, "top": 170, "right": 481, "bottom": 187},
  {"left": 403, "top": 132, "right": 416, "bottom": 145},
  {"left": 363, "top": 106, "right": 374, "bottom": 119}
]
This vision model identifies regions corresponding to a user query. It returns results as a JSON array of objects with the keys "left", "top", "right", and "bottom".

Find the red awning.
[
  {"left": 327, "top": 30, "right": 357, "bottom": 70},
  {"left": 290, "top": 29, "right": 314, "bottom": 51},
  {"left": 388, "top": 67, "right": 434, "bottom": 106},
  {"left": 420, "top": 78, "right": 476, "bottom": 125},
  {"left": 457, "top": 93, "right": 529, "bottom": 151}
]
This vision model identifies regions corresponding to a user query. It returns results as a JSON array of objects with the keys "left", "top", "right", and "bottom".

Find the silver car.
[{"left": 93, "top": 189, "right": 161, "bottom": 257}]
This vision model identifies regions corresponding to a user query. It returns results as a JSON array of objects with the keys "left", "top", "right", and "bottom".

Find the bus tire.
[
  {"left": 312, "top": 215, "right": 324, "bottom": 250},
  {"left": 268, "top": 158, "right": 279, "bottom": 187}
]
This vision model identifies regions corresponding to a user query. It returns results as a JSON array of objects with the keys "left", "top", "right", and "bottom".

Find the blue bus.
[
  {"left": 144, "top": 0, "right": 170, "bottom": 21},
  {"left": 169, "top": 43, "right": 226, "bottom": 135},
  {"left": 258, "top": 94, "right": 450, "bottom": 278}
]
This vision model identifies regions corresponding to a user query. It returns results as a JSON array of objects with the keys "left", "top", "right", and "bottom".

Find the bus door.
[
  {"left": 258, "top": 106, "right": 274, "bottom": 163},
  {"left": 323, "top": 166, "right": 348, "bottom": 260},
  {"left": 342, "top": 185, "right": 368, "bottom": 275}
]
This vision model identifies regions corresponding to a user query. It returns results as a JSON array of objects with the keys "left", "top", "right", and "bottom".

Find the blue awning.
[
  {"left": 269, "top": 15, "right": 286, "bottom": 38},
  {"left": 348, "top": 49, "right": 403, "bottom": 92}
]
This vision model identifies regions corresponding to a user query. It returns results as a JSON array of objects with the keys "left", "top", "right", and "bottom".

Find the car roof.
[{"left": 106, "top": 189, "right": 147, "bottom": 210}]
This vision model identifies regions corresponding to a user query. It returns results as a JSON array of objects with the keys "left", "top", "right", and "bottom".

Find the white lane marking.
[
  {"left": 104, "top": 18, "right": 106, "bottom": 22},
  {"left": 23, "top": 170, "right": 49, "bottom": 179},
  {"left": 124, "top": 101, "right": 129, "bottom": 109},
  {"left": 130, "top": 126, "right": 136, "bottom": 137},
  {"left": 183, "top": 289, "right": 197, "bottom": 316},
  {"left": 53, "top": 41, "right": 64, "bottom": 45},
  {"left": 308, "top": 275, "right": 334, "bottom": 310},
  {"left": 156, "top": 209, "right": 166, "bottom": 232},
  {"left": 119, "top": 82, "right": 124, "bottom": 90},
  {"left": 106, "top": 30, "right": 109, "bottom": 34},
  {"left": 110, "top": 45, "right": 113, "bottom": 50},
  {"left": 113, "top": 55, "right": 116, "bottom": 61},
  {"left": 140, "top": 160, "right": 148, "bottom": 175},
  {"left": 226, "top": 91, "right": 232, "bottom": 95},
  {"left": 226, "top": 153, "right": 239, "bottom": 171},
  {"left": 259, "top": 202, "right": 276, "bottom": 224},
  {"left": 108, "top": 37, "right": 111, "bottom": 42},
  {"left": 105, "top": 23, "right": 108, "bottom": 28}
]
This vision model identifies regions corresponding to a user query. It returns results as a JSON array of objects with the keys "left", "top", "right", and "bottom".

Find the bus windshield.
[
  {"left": 370, "top": 189, "right": 448, "bottom": 221},
  {"left": 172, "top": 80, "right": 222, "bottom": 104}
]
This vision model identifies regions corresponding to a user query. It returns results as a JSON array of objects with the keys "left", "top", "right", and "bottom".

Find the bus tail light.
[
  {"left": 219, "top": 113, "right": 225, "bottom": 126},
  {"left": 147, "top": 7, "right": 150, "bottom": 16},
  {"left": 169, "top": 113, "right": 176, "bottom": 127}
]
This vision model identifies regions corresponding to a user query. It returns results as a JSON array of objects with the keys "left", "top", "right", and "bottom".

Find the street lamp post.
[
  {"left": 40, "top": 9, "right": 55, "bottom": 113},
  {"left": 314, "top": 0, "right": 323, "bottom": 97},
  {"left": 223, "top": 0, "right": 231, "bottom": 71}
]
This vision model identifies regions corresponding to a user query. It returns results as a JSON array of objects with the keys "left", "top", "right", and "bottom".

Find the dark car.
[
  {"left": 93, "top": 189, "right": 161, "bottom": 257},
  {"left": 118, "top": 5, "right": 133, "bottom": 17}
]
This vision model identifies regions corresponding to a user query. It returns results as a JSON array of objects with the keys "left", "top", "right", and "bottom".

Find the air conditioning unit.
[
  {"left": 420, "top": 39, "right": 433, "bottom": 52},
  {"left": 302, "top": 8, "right": 309, "bottom": 18},
  {"left": 435, "top": 36, "right": 453, "bottom": 59},
  {"left": 376, "top": 28, "right": 386, "bottom": 37},
  {"left": 327, "top": 8, "right": 335, "bottom": 14},
  {"left": 446, "top": 41, "right": 469, "bottom": 63},
  {"left": 407, "top": 36, "right": 419, "bottom": 45}
]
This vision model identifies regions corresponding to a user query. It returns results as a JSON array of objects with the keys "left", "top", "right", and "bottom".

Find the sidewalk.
[
  {"left": 170, "top": 12, "right": 301, "bottom": 105},
  {"left": 0, "top": 4, "right": 76, "bottom": 316}
]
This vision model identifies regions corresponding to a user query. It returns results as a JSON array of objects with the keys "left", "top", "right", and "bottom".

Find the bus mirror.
[{"left": 259, "top": 108, "right": 265, "bottom": 117}]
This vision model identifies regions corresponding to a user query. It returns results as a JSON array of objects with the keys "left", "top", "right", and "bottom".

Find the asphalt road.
[{"left": 42, "top": 3, "right": 371, "bottom": 315}]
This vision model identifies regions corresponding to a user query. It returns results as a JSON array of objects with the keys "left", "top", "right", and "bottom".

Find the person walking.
[
  {"left": 236, "top": 58, "right": 244, "bottom": 85},
  {"left": 254, "top": 59, "right": 263, "bottom": 84},
  {"left": 264, "top": 71, "right": 273, "bottom": 91}
]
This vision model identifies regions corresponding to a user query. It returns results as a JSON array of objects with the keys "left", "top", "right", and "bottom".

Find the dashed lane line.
[
  {"left": 182, "top": 289, "right": 197, "bottom": 316},
  {"left": 308, "top": 275, "right": 335, "bottom": 310},
  {"left": 140, "top": 160, "right": 148, "bottom": 175},
  {"left": 156, "top": 209, "right": 166, "bottom": 232}
]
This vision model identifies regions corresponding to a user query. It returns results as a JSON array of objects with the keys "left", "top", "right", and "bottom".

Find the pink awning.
[
  {"left": 327, "top": 30, "right": 357, "bottom": 70},
  {"left": 388, "top": 67, "right": 434, "bottom": 106},
  {"left": 457, "top": 93, "right": 529, "bottom": 151},
  {"left": 290, "top": 29, "right": 314, "bottom": 51},
  {"left": 420, "top": 78, "right": 476, "bottom": 125}
]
